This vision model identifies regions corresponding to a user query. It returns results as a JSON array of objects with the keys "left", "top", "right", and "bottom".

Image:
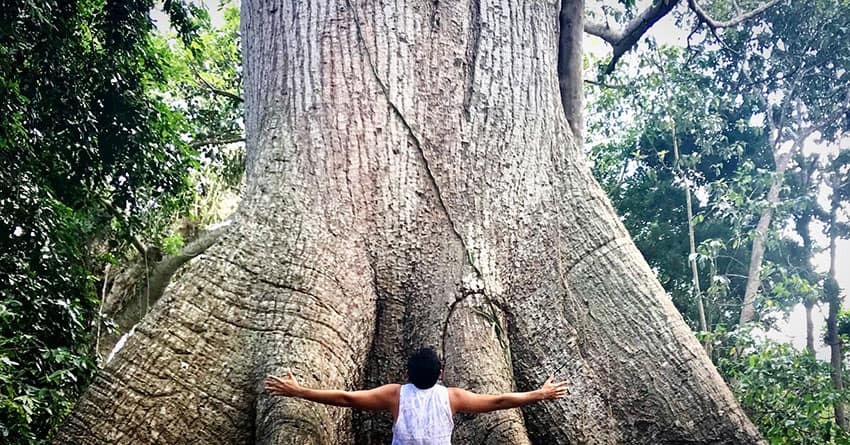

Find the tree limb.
[
  {"left": 687, "top": 0, "right": 780, "bottom": 29},
  {"left": 102, "top": 220, "right": 233, "bottom": 319},
  {"left": 189, "top": 134, "right": 246, "bottom": 149},
  {"left": 584, "top": 78, "right": 628, "bottom": 89},
  {"left": 585, "top": 0, "right": 682, "bottom": 74},
  {"left": 193, "top": 69, "right": 244, "bottom": 103},
  {"left": 585, "top": 0, "right": 780, "bottom": 74}
]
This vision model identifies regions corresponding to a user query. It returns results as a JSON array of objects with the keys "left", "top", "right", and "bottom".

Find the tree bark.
[
  {"left": 805, "top": 299, "right": 815, "bottom": 354},
  {"left": 58, "top": 1, "right": 764, "bottom": 443},
  {"left": 559, "top": 0, "right": 584, "bottom": 144}
]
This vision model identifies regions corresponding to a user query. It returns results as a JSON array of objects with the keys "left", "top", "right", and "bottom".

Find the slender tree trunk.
[
  {"left": 57, "top": 1, "right": 764, "bottom": 443},
  {"left": 672, "top": 120, "right": 708, "bottom": 334},
  {"left": 739, "top": 143, "right": 796, "bottom": 324},
  {"left": 795, "top": 173, "right": 817, "bottom": 355},
  {"left": 827, "top": 174, "right": 847, "bottom": 430},
  {"left": 806, "top": 299, "right": 816, "bottom": 353}
]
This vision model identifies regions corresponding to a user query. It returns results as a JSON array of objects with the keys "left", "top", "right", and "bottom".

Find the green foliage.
[
  {"left": 707, "top": 327, "right": 850, "bottom": 444},
  {"left": 0, "top": 0, "right": 235, "bottom": 443},
  {"left": 153, "top": 3, "right": 244, "bottom": 225},
  {"left": 0, "top": 172, "right": 99, "bottom": 442},
  {"left": 586, "top": 47, "right": 775, "bottom": 328},
  {"left": 588, "top": 3, "right": 850, "bottom": 440}
]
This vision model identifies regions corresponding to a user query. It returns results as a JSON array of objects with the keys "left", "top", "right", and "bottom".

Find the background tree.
[{"left": 823, "top": 150, "right": 850, "bottom": 429}]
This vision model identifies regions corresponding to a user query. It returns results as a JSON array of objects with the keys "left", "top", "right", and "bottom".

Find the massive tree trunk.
[{"left": 57, "top": 0, "right": 763, "bottom": 443}]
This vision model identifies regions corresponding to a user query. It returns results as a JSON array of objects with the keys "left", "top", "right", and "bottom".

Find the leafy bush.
[{"left": 705, "top": 326, "right": 850, "bottom": 444}]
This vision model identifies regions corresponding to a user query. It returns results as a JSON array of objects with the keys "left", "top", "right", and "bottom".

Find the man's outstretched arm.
[
  {"left": 265, "top": 371, "right": 399, "bottom": 411},
  {"left": 448, "top": 375, "right": 567, "bottom": 414}
]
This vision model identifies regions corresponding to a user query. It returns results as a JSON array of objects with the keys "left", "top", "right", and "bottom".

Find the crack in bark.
[
  {"left": 345, "top": 0, "right": 503, "bottom": 369},
  {"left": 430, "top": 0, "right": 441, "bottom": 28},
  {"left": 344, "top": 0, "right": 484, "bottom": 282},
  {"left": 462, "top": 0, "right": 482, "bottom": 120}
]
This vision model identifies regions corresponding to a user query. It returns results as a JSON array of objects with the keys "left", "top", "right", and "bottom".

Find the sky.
[{"left": 152, "top": 0, "right": 848, "bottom": 357}]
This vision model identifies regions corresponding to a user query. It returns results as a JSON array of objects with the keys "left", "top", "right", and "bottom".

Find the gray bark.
[
  {"left": 737, "top": 150, "right": 790, "bottom": 325},
  {"left": 559, "top": 0, "right": 584, "bottom": 143},
  {"left": 58, "top": 1, "right": 763, "bottom": 443}
]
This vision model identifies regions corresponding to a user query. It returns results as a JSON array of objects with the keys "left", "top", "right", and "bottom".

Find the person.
[{"left": 264, "top": 346, "right": 568, "bottom": 444}]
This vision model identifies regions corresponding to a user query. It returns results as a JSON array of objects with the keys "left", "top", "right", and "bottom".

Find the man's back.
[{"left": 392, "top": 383, "right": 453, "bottom": 445}]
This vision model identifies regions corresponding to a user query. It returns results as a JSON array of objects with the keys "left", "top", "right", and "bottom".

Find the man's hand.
[
  {"left": 265, "top": 371, "right": 303, "bottom": 397},
  {"left": 537, "top": 375, "right": 568, "bottom": 400}
]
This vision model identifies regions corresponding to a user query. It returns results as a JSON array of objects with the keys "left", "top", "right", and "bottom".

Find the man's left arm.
[{"left": 265, "top": 371, "right": 398, "bottom": 411}]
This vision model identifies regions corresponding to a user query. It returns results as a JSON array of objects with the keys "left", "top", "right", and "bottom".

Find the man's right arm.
[{"left": 448, "top": 376, "right": 567, "bottom": 414}]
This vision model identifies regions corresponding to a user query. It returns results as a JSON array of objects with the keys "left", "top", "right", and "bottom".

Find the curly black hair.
[{"left": 407, "top": 347, "right": 442, "bottom": 389}]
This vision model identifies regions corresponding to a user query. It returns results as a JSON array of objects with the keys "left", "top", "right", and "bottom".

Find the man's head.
[{"left": 407, "top": 347, "right": 442, "bottom": 389}]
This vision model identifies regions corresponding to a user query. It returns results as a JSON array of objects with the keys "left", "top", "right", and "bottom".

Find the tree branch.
[
  {"left": 193, "top": 69, "right": 244, "bottom": 103},
  {"left": 585, "top": 0, "right": 779, "bottom": 74},
  {"left": 189, "top": 134, "right": 246, "bottom": 149},
  {"left": 584, "top": 78, "right": 628, "bottom": 89},
  {"left": 101, "top": 220, "right": 233, "bottom": 319},
  {"left": 585, "top": 0, "right": 681, "bottom": 74},
  {"left": 583, "top": 20, "right": 623, "bottom": 45},
  {"left": 688, "top": 0, "right": 780, "bottom": 29}
]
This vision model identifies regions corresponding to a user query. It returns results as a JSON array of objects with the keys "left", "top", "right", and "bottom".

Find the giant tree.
[{"left": 57, "top": 1, "right": 764, "bottom": 443}]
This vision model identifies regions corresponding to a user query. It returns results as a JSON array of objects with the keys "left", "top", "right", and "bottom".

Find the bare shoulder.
[
  {"left": 447, "top": 387, "right": 473, "bottom": 414},
  {"left": 380, "top": 383, "right": 402, "bottom": 394},
  {"left": 447, "top": 386, "right": 471, "bottom": 397},
  {"left": 374, "top": 383, "right": 401, "bottom": 401}
]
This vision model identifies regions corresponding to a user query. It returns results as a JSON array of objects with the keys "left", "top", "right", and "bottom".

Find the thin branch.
[
  {"left": 189, "top": 134, "right": 245, "bottom": 149},
  {"left": 193, "top": 68, "right": 244, "bottom": 103},
  {"left": 584, "top": 78, "right": 628, "bottom": 89},
  {"left": 688, "top": 0, "right": 780, "bottom": 29}
]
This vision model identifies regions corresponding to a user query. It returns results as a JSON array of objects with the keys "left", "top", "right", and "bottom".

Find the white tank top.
[{"left": 391, "top": 383, "right": 454, "bottom": 445}]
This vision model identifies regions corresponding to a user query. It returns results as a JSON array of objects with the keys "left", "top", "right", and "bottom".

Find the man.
[{"left": 264, "top": 347, "right": 568, "bottom": 444}]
